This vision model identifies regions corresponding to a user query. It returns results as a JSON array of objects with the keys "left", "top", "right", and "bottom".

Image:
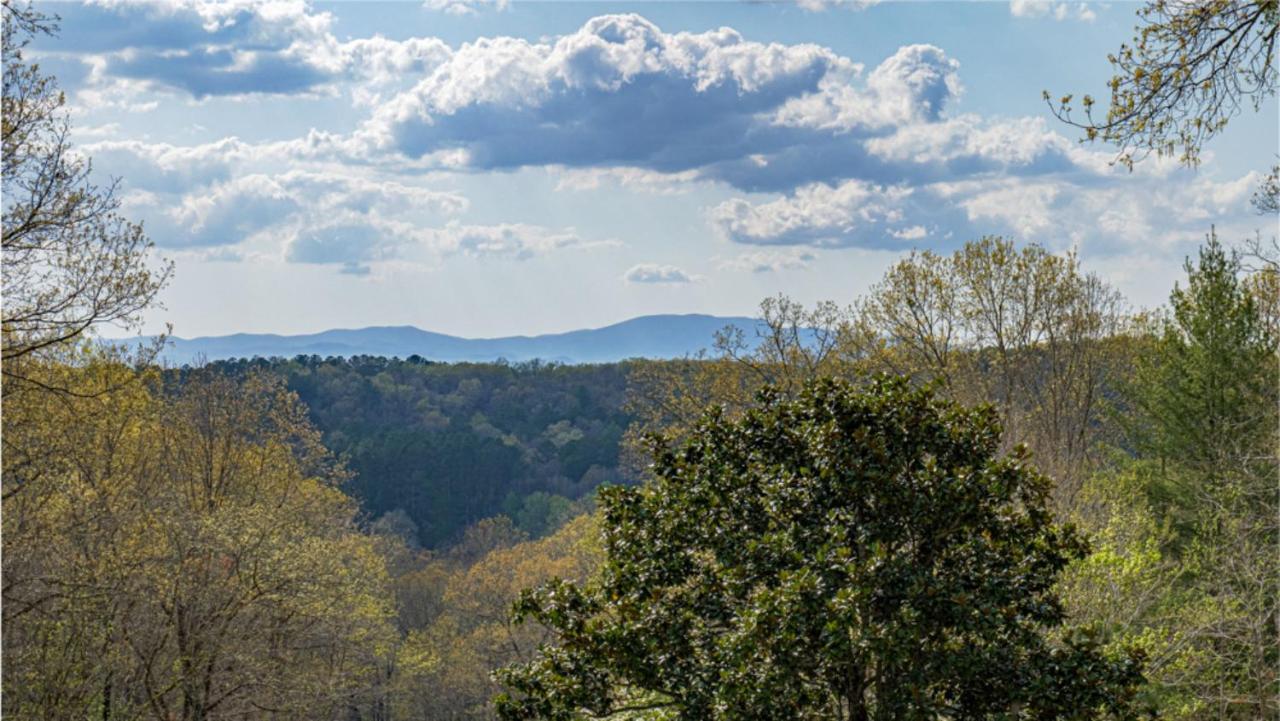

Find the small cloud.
[
  {"left": 795, "top": 0, "right": 881, "bottom": 11},
  {"left": 553, "top": 166, "right": 701, "bottom": 195},
  {"left": 1009, "top": 1, "right": 1097, "bottom": 22},
  {"left": 719, "top": 250, "right": 816, "bottom": 273},
  {"left": 423, "top": 0, "right": 509, "bottom": 15},
  {"left": 623, "top": 263, "right": 697, "bottom": 284},
  {"left": 709, "top": 180, "right": 917, "bottom": 248},
  {"left": 889, "top": 225, "right": 928, "bottom": 240},
  {"left": 73, "top": 122, "right": 122, "bottom": 140},
  {"left": 431, "top": 222, "right": 617, "bottom": 260}
]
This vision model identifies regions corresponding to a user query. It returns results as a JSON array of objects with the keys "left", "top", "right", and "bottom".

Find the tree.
[
  {"left": 1251, "top": 162, "right": 1279, "bottom": 213},
  {"left": 389, "top": 513, "right": 603, "bottom": 720},
  {"left": 1116, "top": 234, "right": 1279, "bottom": 720},
  {"left": 1124, "top": 232, "right": 1275, "bottom": 490},
  {"left": 1, "top": 1, "right": 170, "bottom": 392},
  {"left": 496, "top": 377, "right": 1147, "bottom": 720},
  {"left": 2, "top": 366, "right": 399, "bottom": 721},
  {"left": 856, "top": 238, "right": 1129, "bottom": 505},
  {"left": 627, "top": 239, "right": 1130, "bottom": 511},
  {"left": 624, "top": 296, "right": 855, "bottom": 457},
  {"left": 1048, "top": 0, "right": 1278, "bottom": 168}
]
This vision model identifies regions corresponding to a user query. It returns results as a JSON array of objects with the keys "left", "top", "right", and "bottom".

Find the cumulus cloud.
[
  {"left": 83, "top": 137, "right": 253, "bottom": 191},
  {"left": 865, "top": 115, "right": 1075, "bottom": 170},
  {"left": 46, "top": 0, "right": 456, "bottom": 101},
  {"left": 957, "top": 182, "right": 1062, "bottom": 239},
  {"left": 353, "top": 18, "right": 975, "bottom": 192},
  {"left": 623, "top": 264, "right": 697, "bottom": 283},
  {"left": 340, "top": 36, "right": 453, "bottom": 87},
  {"left": 363, "top": 16, "right": 842, "bottom": 179},
  {"left": 185, "top": 171, "right": 460, "bottom": 241},
  {"left": 864, "top": 44, "right": 961, "bottom": 125},
  {"left": 122, "top": 167, "right": 466, "bottom": 256},
  {"left": 61, "top": 9, "right": 1262, "bottom": 269},
  {"left": 710, "top": 180, "right": 949, "bottom": 248},
  {"left": 62, "top": 11, "right": 1073, "bottom": 197},
  {"left": 286, "top": 218, "right": 405, "bottom": 273},
  {"left": 707, "top": 167, "right": 1262, "bottom": 259},
  {"left": 54, "top": 0, "right": 343, "bottom": 98},
  {"left": 767, "top": 43, "right": 960, "bottom": 133},
  {"left": 1009, "top": 1, "right": 1097, "bottom": 22},
  {"left": 169, "top": 174, "right": 303, "bottom": 247}
]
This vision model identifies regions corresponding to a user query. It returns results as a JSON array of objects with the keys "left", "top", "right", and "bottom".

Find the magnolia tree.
[{"left": 497, "top": 377, "right": 1148, "bottom": 720}]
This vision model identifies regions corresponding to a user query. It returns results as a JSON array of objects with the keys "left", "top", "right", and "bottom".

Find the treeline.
[
  {"left": 196, "top": 357, "right": 633, "bottom": 547},
  {"left": 6, "top": 234, "right": 1274, "bottom": 720}
]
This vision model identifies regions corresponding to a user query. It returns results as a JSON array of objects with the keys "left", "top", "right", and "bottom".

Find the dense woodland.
[
  {"left": 200, "top": 357, "right": 632, "bottom": 547},
  {"left": 3, "top": 1, "right": 1278, "bottom": 721}
]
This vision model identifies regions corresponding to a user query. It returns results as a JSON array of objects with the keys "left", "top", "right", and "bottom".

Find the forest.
[
  {"left": 201, "top": 357, "right": 632, "bottom": 547},
  {"left": 2, "top": 1, "right": 1278, "bottom": 720}
]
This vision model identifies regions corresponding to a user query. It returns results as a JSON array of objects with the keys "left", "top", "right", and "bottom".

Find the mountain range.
[{"left": 149, "top": 314, "right": 768, "bottom": 365}]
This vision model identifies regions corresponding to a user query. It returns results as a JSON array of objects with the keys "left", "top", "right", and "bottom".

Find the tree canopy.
[{"left": 497, "top": 377, "right": 1147, "bottom": 720}]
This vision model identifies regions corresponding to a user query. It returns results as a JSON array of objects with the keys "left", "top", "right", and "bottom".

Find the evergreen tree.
[{"left": 497, "top": 378, "right": 1147, "bottom": 720}]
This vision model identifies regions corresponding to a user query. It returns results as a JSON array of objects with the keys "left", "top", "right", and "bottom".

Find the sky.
[{"left": 31, "top": 0, "right": 1279, "bottom": 339}]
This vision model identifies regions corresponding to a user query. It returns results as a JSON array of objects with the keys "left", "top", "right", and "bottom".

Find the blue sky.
[{"left": 35, "top": 0, "right": 1278, "bottom": 338}]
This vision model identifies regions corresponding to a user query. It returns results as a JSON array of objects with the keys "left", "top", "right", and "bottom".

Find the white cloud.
[
  {"left": 708, "top": 167, "right": 1264, "bottom": 261},
  {"left": 64, "top": 0, "right": 344, "bottom": 98},
  {"left": 710, "top": 180, "right": 920, "bottom": 247},
  {"left": 359, "top": 15, "right": 876, "bottom": 187},
  {"left": 112, "top": 162, "right": 468, "bottom": 257},
  {"left": 278, "top": 216, "right": 612, "bottom": 274},
  {"left": 423, "top": 0, "right": 509, "bottom": 15},
  {"left": 348, "top": 24, "right": 977, "bottom": 192},
  {"left": 285, "top": 215, "right": 411, "bottom": 272},
  {"left": 341, "top": 36, "right": 454, "bottom": 87},
  {"left": 795, "top": 0, "right": 881, "bottom": 10},
  {"left": 718, "top": 249, "right": 817, "bottom": 273},
  {"left": 863, "top": 115, "right": 1089, "bottom": 174},
  {"left": 282, "top": 217, "right": 612, "bottom": 274},
  {"left": 169, "top": 174, "right": 302, "bottom": 247},
  {"left": 1009, "top": 1, "right": 1097, "bottom": 22},
  {"left": 889, "top": 225, "right": 928, "bottom": 240},
  {"left": 50, "top": 1, "right": 456, "bottom": 103},
  {"left": 83, "top": 137, "right": 255, "bottom": 191},
  {"left": 769, "top": 43, "right": 960, "bottom": 133},
  {"left": 623, "top": 263, "right": 697, "bottom": 283},
  {"left": 553, "top": 166, "right": 702, "bottom": 194},
  {"left": 425, "top": 221, "right": 615, "bottom": 260},
  {"left": 63, "top": 9, "right": 1265, "bottom": 278},
  {"left": 958, "top": 181, "right": 1061, "bottom": 238}
]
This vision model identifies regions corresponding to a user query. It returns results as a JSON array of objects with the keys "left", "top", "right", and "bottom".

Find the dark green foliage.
[
  {"left": 503, "top": 491, "right": 589, "bottom": 538},
  {"left": 202, "top": 356, "right": 631, "bottom": 547},
  {"left": 1113, "top": 234, "right": 1279, "bottom": 718},
  {"left": 497, "top": 377, "right": 1147, "bottom": 720},
  {"left": 1125, "top": 233, "right": 1276, "bottom": 490}
]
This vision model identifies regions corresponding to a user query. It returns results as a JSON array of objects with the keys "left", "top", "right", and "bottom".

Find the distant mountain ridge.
[{"left": 152, "top": 314, "right": 768, "bottom": 365}]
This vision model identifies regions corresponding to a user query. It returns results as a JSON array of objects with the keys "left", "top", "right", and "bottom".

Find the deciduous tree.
[{"left": 1, "top": 1, "right": 170, "bottom": 394}]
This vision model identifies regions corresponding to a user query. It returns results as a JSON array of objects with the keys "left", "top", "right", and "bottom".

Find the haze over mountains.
[{"left": 154, "top": 314, "right": 765, "bottom": 365}]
